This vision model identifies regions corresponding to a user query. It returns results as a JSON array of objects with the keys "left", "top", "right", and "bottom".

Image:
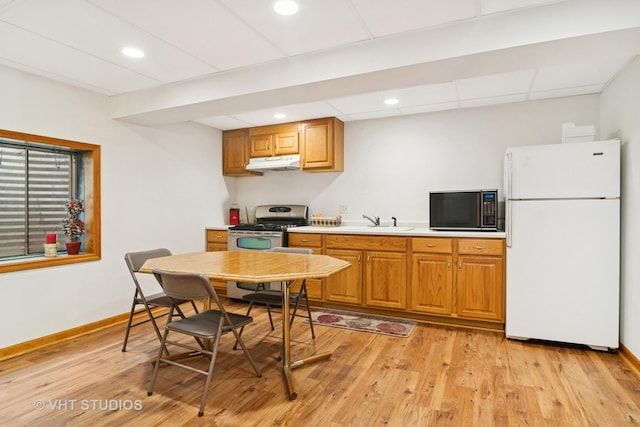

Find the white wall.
[
  {"left": 0, "top": 66, "right": 232, "bottom": 348},
  {"left": 600, "top": 56, "right": 640, "bottom": 358},
  {"left": 235, "top": 96, "right": 600, "bottom": 227}
]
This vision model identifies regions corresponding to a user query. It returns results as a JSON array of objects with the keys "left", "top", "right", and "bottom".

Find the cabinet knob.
[
  {"left": 427, "top": 244, "right": 436, "bottom": 248},
  {"left": 301, "top": 239, "right": 308, "bottom": 242},
  {"left": 473, "top": 246, "right": 486, "bottom": 250}
]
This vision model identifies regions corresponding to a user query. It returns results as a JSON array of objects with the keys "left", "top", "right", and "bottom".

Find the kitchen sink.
[{"left": 337, "top": 225, "right": 414, "bottom": 232}]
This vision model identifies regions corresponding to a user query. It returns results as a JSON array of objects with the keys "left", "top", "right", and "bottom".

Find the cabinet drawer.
[
  {"left": 325, "top": 234, "right": 407, "bottom": 252},
  {"left": 206, "top": 230, "right": 228, "bottom": 243},
  {"left": 457, "top": 238, "right": 504, "bottom": 256},
  {"left": 288, "top": 233, "right": 322, "bottom": 248},
  {"left": 412, "top": 238, "right": 453, "bottom": 254}
]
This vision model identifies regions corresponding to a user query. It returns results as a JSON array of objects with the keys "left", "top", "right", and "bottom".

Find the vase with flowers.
[{"left": 62, "top": 199, "right": 85, "bottom": 255}]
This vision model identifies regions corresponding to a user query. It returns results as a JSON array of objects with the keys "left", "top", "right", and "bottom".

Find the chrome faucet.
[{"left": 363, "top": 214, "right": 380, "bottom": 226}]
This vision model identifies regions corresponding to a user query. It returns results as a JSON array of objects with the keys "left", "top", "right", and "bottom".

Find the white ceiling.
[{"left": 0, "top": 0, "right": 639, "bottom": 130}]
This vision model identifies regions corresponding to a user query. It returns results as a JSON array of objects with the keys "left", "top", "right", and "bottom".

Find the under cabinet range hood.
[{"left": 245, "top": 154, "right": 301, "bottom": 171}]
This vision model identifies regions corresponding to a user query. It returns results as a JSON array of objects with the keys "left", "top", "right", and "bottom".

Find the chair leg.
[
  {"left": 147, "top": 327, "right": 170, "bottom": 397},
  {"left": 302, "top": 288, "right": 315, "bottom": 339},
  {"left": 290, "top": 283, "right": 315, "bottom": 339},
  {"left": 229, "top": 325, "right": 262, "bottom": 378},
  {"left": 233, "top": 302, "right": 254, "bottom": 350},
  {"left": 266, "top": 304, "right": 275, "bottom": 330},
  {"left": 121, "top": 297, "right": 138, "bottom": 352},
  {"left": 198, "top": 333, "right": 222, "bottom": 417}
]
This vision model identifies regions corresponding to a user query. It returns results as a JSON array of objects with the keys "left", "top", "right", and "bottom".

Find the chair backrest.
[
  {"left": 271, "top": 246, "right": 313, "bottom": 255},
  {"left": 152, "top": 269, "right": 222, "bottom": 309},
  {"left": 125, "top": 248, "right": 172, "bottom": 274}
]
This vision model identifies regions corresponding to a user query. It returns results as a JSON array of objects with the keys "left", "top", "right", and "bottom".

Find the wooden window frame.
[{"left": 0, "top": 130, "right": 101, "bottom": 273}]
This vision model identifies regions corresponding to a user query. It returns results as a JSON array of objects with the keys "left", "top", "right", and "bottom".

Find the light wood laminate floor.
[{"left": 1, "top": 300, "right": 639, "bottom": 426}]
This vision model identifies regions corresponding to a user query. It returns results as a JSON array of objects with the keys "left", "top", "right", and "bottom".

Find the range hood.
[{"left": 245, "top": 154, "right": 301, "bottom": 171}]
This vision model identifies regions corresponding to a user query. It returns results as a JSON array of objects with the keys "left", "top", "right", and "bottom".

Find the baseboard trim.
[
  {"left": 619, "top": 343, "right": 640, "bottom": 379},
  {"left": 0, "top": 309, "right": 165, "bottom": 362}
]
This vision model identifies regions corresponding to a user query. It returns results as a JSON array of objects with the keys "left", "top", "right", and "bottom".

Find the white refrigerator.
[{"left": 504, "top": 139, "right": 620, "bottom": 350}]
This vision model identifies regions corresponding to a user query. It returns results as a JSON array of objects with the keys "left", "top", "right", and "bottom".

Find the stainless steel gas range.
[{"left": 226, "top": 204, "right": 308, "bottom": 299}]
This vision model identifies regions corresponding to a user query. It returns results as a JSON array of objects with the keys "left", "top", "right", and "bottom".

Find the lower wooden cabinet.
[
  {"left": 365, "top": 251, "right": 407, "bottom": 309},
  {"left": 325, "top": 249, "right": 363, "bottom": 304},
  {"left": 253, "top": 229, "right": 506, "bottom": 330},
  {"left": 411, "top": 253, "right": 453, "bottom": 315},
  {"left": 205, "top": 229, "right": 228, "bottom": 291},
  {"left": 411, "top": 237, "right": 505, "bottom": 323},
  {"left": 288, "top": 233, "right": 324, "bottom": 300},
  {"left": 324, "top": 235, "right": 408, "bottom": 309},
  {"left": 456, "top": 239, "right": 504, "bottom": 321}
]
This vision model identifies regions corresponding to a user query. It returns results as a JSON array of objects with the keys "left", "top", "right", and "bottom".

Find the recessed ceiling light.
[
  {"left": 384, "top": 98, "right": 399, "bottom": 105},
  {"left": 122, "top": 47, "right": 145, "bottom": 58},
  {"left": 274, "top": 113, "right": 287, "bottom": 119},
  {"left": 273, "top": 0, "right": 299, "bottom": 15}
]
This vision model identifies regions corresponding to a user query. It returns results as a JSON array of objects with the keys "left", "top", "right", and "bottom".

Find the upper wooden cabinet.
[
  {"left": 301, "top": 117, "right": 344, "bottom": 172},
  {"left": 222, "top": 117, "right": 344, "bottom": 175},
  {"left": 249, "top": 123, "right": 300, "bottom": 158},
  {"left": 222, "top": 129, "right": 261, "bottom": 177}
]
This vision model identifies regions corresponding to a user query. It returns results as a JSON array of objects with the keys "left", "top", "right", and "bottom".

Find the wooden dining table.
[{"left": 139, "top": 250, "right": 350, "bottom": 400}]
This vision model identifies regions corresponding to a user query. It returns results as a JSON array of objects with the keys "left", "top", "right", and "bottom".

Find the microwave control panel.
[{"left": 481, "top": 191, "right": 497, "bottom": 226}]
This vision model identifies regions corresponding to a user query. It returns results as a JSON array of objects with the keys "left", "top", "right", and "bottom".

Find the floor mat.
[{"left": 306, "top": 309, "right": 416, "bottom": 337}]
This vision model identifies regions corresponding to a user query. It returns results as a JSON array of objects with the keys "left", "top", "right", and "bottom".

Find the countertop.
[
  {"left": 207, "top": 225, "right": 506, "bottom": 238},
  {"left": 288, "top": 225, "right": 506, "bottom": 238}
]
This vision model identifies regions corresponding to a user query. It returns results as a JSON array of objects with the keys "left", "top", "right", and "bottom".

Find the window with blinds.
[{"left": 0, "top": 139, "right": 77, "bottom": 259}]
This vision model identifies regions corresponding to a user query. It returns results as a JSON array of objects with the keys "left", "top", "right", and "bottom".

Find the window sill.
[{"left": 0, "top": 252, "right": 100, "bottom": 273}]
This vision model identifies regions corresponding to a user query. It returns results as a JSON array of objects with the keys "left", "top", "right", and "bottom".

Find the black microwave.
[{"left": 429, "top": 190, "right": 498, "bottom": 231}]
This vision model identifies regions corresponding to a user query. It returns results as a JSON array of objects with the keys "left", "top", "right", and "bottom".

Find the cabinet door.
[
  {"left": 206, "top": 231, "right": 228, "bottom": 290},
  {"left": 325, "top": 249, "right": 362, "bottom": 304},
  {"left": 274, "top": 131, "right": 299, "bottom": 155},
  {"left": 249, "top": 133, "right": 274, "bottom": 157},
  {"left": 365, "top": 251, "right": 407, "bottom": 309},
  {"left": 222, "top": 129, "right": 254, "bottom": 176},
  {"left": 456, "top": 255, "right": 504, "bottom": 321},
  {"left": 301, "top": 117, "right": 344, "bottom": 171},
  {"left": 411, "top": 254, "right": 453, "bottom": 315}
]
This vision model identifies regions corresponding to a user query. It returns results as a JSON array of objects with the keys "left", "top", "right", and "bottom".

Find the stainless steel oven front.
[
  {"left": 226, "top": 229, "right": 284, "bottom": 299},
  {"left": 227, "top": 229, "right": 284, "bottom": 251}
]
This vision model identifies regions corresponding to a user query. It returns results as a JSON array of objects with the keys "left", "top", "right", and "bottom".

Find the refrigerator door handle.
[{"left": 505, "top": 151, "right": 513, "bottom": 247}]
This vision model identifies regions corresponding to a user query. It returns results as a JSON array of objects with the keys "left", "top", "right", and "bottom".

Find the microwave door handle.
[{"left": 505, "top": 151, "right": 513, "bottom": 247}]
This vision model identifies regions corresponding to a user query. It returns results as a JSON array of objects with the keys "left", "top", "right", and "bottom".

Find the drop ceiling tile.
[
  {"left": 347, "top": 109, "right": 404, "bottom": 121},
  {"left": 456, "top": 69, "right": 536, "bottom": 100},
  {"left": 531, "top": 56, "right": 633, "bottom": 92},
  {"left": 326, "top": 82, "right": 458, "bottom": 115},
  {"left": 401, "top": 102, "right": 459, "bottom": 115},
  {"left": 219, "top": 0, "right": 370, "bottom": 56},
  {"left": 2, "top": 0, "right": 215, "bottom": 84},
  {"left": 193, "top": 116, "right": 253, "bottom": 131},
  {"left": 351, "top": 0, "right": 476, "bottom": 37},
  {"left": 0, "top": 22, "right": 159, "bottom": 94},
  {"left": 230, "top": 102, "right": 343, "bottom": 127},
  {"left": 89, "top": 0, "right": 284, "bottom": 71}
]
